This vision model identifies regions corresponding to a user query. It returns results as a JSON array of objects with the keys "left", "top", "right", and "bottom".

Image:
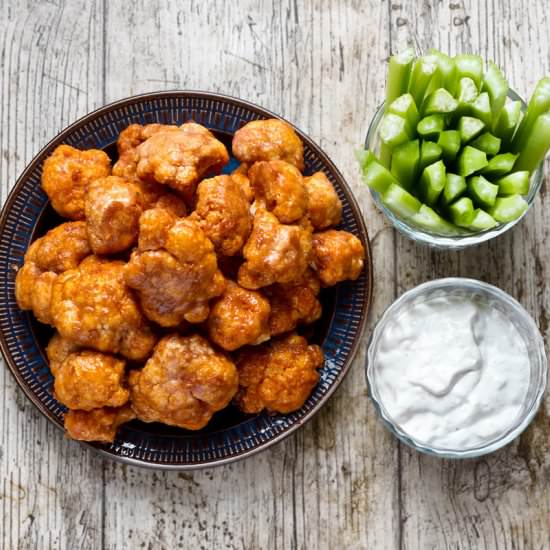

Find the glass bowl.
[
  {"left": 366, "top": 278, "right": 547, "bottom": 458},
  {"left": 364, "top": 90, "right": 545, "bottom": 249}
]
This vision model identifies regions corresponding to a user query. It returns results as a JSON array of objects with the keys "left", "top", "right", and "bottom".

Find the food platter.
[{"left": 0, "top": 91, "right": 373, "bottom": 469}]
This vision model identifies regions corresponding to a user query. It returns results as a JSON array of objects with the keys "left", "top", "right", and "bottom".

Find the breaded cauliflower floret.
[
  {"left": 234, "top": 333, "right": 323, "bottom": 414},
  {"left": 129, "top": 334, "right": 238, "bottom": 430},
  {"left": 303, "top": 172, "right": 342, "bottom": 230},
  {"left": 41, "top": 144, "right": 111, "bottom": 220},
  {"left": 64, "top": 405, "right": 135, "bottom": 443}
]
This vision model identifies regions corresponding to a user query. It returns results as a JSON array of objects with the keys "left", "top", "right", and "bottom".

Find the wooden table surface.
[{"left": 1, "top": 1, "right": 550, "bottom": 548}]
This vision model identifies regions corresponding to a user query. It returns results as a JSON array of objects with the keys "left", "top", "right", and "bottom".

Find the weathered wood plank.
[
  {"left": 0, "top": 1, "right": 106, "bottom": 549},
  {"left": 102, "top": 1, "right": 399, "bottom": 549},
  {"left": 388, "top": 1, "right": 550, "bottom": 549}
]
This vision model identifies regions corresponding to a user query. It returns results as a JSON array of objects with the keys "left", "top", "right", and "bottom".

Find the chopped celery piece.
[
  {"left": 379, "top": 142, "right": 392, "bottom": 168},
  {"left": 468, "top": 209, "right": 497, "bottom": 230},
  {"left": 470, "top": 132, "right": 501, "bottom": 156},
  {"left": 458, "top": 146, "right": 488, "bottom": 176},
  {"left": 488, "top": 195, "right": 529, "bottom": 222},
  {"left": 468, "top": 175, "right": 498, "bottom": 208},
  {"left": 361, "top": 159, "right": 398, "bottom": 194},
  {"left": 388, "top": 93, "right": 420, "bottom": 129},
  {"left": 382, "top": 183, "right": 422, "bottom": 219},
  {"left": 440, "top": 173, "right": 467, "bottom": 205},
  {"left": 429, "top": 50, "right": 457, "bottom": 94},
  {"left": 408, "top": 55, "right": 441, "bottom": 107},
  {"left": 469, "top": 92, "right": 492, "bottom": 126},
  {"left": 419, "top": 160, "right": 446, "bottom": 206},
  {"left": 437, "top": 130, "right": 461, "bottom": 162},
  {"left": 449, "top": 197, "right": 475, "bottom": 227},
  {"left": 355, "top": 149, "right": 375, "bottom": 170},
  {"left": 493, "top": 100, "right": 522, "bottom": 145},
  {"left": 514, "top": 111, "right": 550, "bottom": 173},
  {"left": 411, "top": 204, "right": 461, "bottom": 235},
  {"left": 496, "top": 171, "right": 530, "bottom": 195},
  {"left": 419, "top": 141, "right": 442, "bottom": 172},
  {"left": 512, "top": 77, "right": 550, "bottom": 152},
  {"left": 385, "top": 48, "right": 415, "bottom": 111},
  {"left": 379, "top": 113, "right": 412, "bottom": 148},
  {"left": 455, "top": 77, "right": 478, "bottom": 118},
  {"left": 458, "top": 116, "right": 485, "bottom": 143},
  {"left": 482, "top": 61, "right": 508, "bottom": 118},
  {"left": 391, "top": 140, "right": 420, "bottom": 190},
  {"left": 482, "top": 152, "right": 518, "bottom": 177},
  {"left": 454, "top": 54, "right": 483, "bottom": 88},
  {"left": 423, "top": 88, "right": 458, "bottom": 115},
  {"left": 417, "top": 114, "right": 445, "bottom": 140}
]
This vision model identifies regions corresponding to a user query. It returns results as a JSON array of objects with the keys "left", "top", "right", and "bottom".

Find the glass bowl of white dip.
[{"left": 366, "top": 278, "right": 547, "bottom": 458}]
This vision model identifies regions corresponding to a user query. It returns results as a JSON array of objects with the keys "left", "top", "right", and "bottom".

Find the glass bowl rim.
[{"left": 365, "top": 277, "right": 548, "bottom": 459}]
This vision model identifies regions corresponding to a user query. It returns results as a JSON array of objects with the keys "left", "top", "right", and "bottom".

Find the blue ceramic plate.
[{"left": 0, "top": 91, "right": 373, "bottom": 470}]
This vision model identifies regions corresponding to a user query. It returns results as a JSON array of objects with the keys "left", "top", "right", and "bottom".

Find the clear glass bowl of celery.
[{"left": 361, "top": 50, "right": 548, "bottom": 249}]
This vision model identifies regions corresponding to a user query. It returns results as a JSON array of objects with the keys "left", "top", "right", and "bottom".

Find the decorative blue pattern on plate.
[{"left": 0, "top": 91, "right": 372, "bottom": 469}]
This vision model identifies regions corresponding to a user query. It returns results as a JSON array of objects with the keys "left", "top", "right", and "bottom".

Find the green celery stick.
[
  {"left": 482, "top": 152, "right": 518, "bottom": 177},
  {"left": 448, "top": 197, "right": 476, "bottom": 227},
  {"left": 379, "top": 113, "right": 412, "bottom": 148},
  {"left": 361, "top": 159, "right": 398, "bottom": 193},
  {"left": 482, "top": 61, "right": 508, "bottom": 118},
  {"left": 458, "top": 146, "right": 488, "bottom": 176},
  {"left": 408, "top": 55, "right": 441, "bottom": 108},
  {"left": 419, "top": 141, "right": 442, "bottom": 172},
  {"left": 417, "top": 114, "right": 445, "bottom": 140},
  {"left": 455, "top": 77, "right": 479, "bottom": 118},
  {"left": 468, "top": 175, "right": 498, "bottom": 208},
  {"left": 493, "top": 100, "right": 522, "bottom": 145},
  {"left": 379, "top": 142, "right": 392, "bottom": 168},
  {"left": 468, "top": 209, "right": 498, "bottom": 230},
  {"left": 454, "top": 54, "right": 484, "bottom": 88},
  {"left": 440, "top": 173, "right": 467, "bottom": 206},
  {"left": 423, "top": 88, "right": 459, "bottom": 115},
  {"left": 437, "top": 130, "right": 461, "bottom": 162},
  {"left": 391, "top": 140, "right": 420, "bottom": 190},
  {"left": 512, "top": 77, "right": 550, "bottom": 152},
  {"left": 385, "top": 48, "right": 416, "bottom": 112},
  {"left": 496, "top": 171, "right": 530, "bottom": 195},
  {"left": 458, "top": 116, "right": 485, "bottom": 143},
  {"left": 411, "top": 204, "right": 462, "bottom": 235},
  {"left": 388, "top": 93, "right": 420, "bottom": 129},
  {"left": 514, "top": 111, "right": 550, "bottom": 173},
  {"left": 429, "top": 50, "right": 457, "bottom": 94},
  {"left": 419, "top": 160, "right": 446, "bottom": 206},
  {"left": 382, "top": 182, "right": 422, "bottom": 219},
  {"left": 488, "top": 195, "right": 529, "bottom": 222},
  {"left": 355, "top": 149, "right": 375, "bottom": 170},
  {"left": 470, "top": 132, "right": 501, "bottom": 156},
  {"left": 469, "top": 92, "right": 492, "bottom": 126}
]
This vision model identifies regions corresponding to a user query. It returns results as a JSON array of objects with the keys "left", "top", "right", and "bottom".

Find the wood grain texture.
[{"left": 1, "top": 0, "right": 549, "bottom": 549}]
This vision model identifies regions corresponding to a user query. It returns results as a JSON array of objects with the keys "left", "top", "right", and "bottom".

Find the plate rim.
[{"left": 0, "top": 90, "right": 374, "bottom": 470}]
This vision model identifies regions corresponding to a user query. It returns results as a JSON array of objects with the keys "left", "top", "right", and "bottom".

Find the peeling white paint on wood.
[{"left": 1, "top": 1, "right": 549, "bottom": 548}]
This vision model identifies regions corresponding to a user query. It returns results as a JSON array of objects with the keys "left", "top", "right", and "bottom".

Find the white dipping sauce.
[{"left": 374, "top": 295, "right": 530, "bottom": 450}]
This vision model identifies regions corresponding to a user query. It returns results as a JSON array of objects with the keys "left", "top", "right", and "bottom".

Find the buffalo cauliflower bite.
[
  {"left": 231, "top": 164, "right": 255, "bottom": 202},
  {"left": 125, "top": 218, "right": 225, "bottom": 326},
  {"left": 265, "top": 268, "right": 322, "bottom": 336},
  {"left": 64, "top": 404, "right": 136, "bottom": 443},
  {"left": 303, "top": 172, "right": 343, "bottom": 230},
  {"left": 129, "top": 334, "right": 238, "bottom": 430},
  {"left": 232, "top": 119, "right": 305, "bottom": 171},
  {"left": 207, "top": 280, "right": 271, "bottom": 351},
  {"left": 192, "top": 175, "right": 251, "bottom": 256},
  {"left": 135, "top": 123, "right": 229, "bottom": 202},
  {"left": 238, "top": 209, "right": 312, "bottom": 289},
  {"left": 50, "top": 258, "right": 156, "bottom": 360},
  {"left": 41, "top": 145, "right": 111, "bottom": 220},
  {"left": 54, "top": 350, "right": 129, "bottom": 411},
  {"left": 85, "top": 176, "right": 143, "bottom": 254},
  {"left": 234, "top": 333, "right": 323, "bottom": 414},
  {"left": 248, "top": 160, "right": 308, "bottom": 223},
  {"left": 15, "top": 222, "right": 92, "bottom": 324},
  {"left": 312, "top": 230, "right": 365, "bottom": 286},
  {"left": 46, "top": 332, "right": 81, "bottom": 376}
]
